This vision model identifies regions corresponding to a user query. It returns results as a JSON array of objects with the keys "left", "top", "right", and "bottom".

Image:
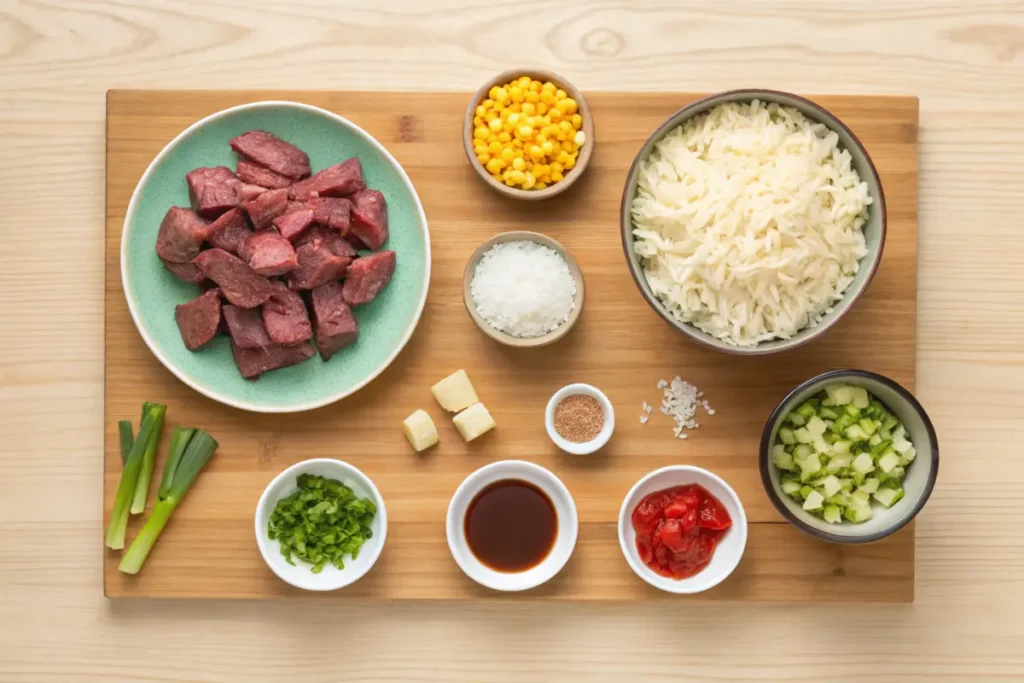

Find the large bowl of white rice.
[{"left": 620, "top": 90, "right": 886, "bottom": 355}]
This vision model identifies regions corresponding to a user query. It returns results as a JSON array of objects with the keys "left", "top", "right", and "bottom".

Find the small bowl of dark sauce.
[{"left": 446, "top": 460, "right": 578, "bottom": 591}]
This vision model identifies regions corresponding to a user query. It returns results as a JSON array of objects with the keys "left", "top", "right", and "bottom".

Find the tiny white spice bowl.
[{"left": 545, "top": 383, "right": 615, "bottom": 455}]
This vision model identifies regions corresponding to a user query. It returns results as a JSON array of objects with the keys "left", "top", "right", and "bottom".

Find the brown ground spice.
[{"left": 553, "top": 394, "right": 604, "bottom": 443}]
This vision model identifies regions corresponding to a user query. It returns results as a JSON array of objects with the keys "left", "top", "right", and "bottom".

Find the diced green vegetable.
[
  {"left": 818, "top": 406, "right": 840, "bottom": 420},
  {"left": 794, "top": 427, "right": 813, "bottom": 444},
  {"left": 878, "top": 450, "right": 901, "bottom": 474},
  {"left": 850, "top": 387, "right": 870, "bottom": 409},
  {"left": 873, "top": 487, "right": 905, "bottom": 509},
  {"left": 793, "top": 443, "right": 814, "bottom": 460},
  {"left": 786, "top": 411, "right": 806, "bottom": 427},
  {"left": 823, "top": 505, "right": 842, "bottom": 524},
  {"left": 822, "top": 475, "right": 842, "bottom": 498},
  {"left": 852, "top": 452, "right": 875, "bottom": 474},
  {"left": 120, "top": 429, "right": 219, "bottom": 574},
  {"left": 264, "top": 474, "right": 377, "bottom": 574},
  {"left": 772, "top": 446, "right": 795, "bottom": 472},
  {"left": 825, "top": 384, "right": 856, "bottom": 406},
  {"left": 778, "top": 427, "right": 796, "bottom": 445},
  {"left": 781, "top": 479, "right": 802, "bottom": 496},
  {"left": 844, "top": 424, "right": 869, "bottom": 441},
  {"left": 859, "top": 478, "right": 880, "bottom": 494},
  {"left": 802, "top": 490, "right": 824, "bottom": 511},
  {"left": 806, "top": 416, "right": 827, "bottom": 438}
]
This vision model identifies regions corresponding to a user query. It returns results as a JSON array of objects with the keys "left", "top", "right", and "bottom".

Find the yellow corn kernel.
[
  {"left": 484, "top": 109, "right": 498, "bottom": 121},
  {"left": 505, "top": 112, "right": 519, "bottom": 127},
  {"left": 564, "top": 156, "right": 575, "bottom": 170},
  {"left": 523, "top": 171, "right": 536, "bottom": 189},
  {"left": 513, "top": 138, "right": 524, "bottom": 148},
  {"left": 508, "top": 102, "right": 521, "bottom": 113},
  {"left": 488, "top": 118, "right": 503, "bottom": 132},
  {"left": 540, "top": 125, "right": 555, "bottom": 138},
  {"left": 525, "top": 90, "right": 540, "bottom": 103},
  {"left": 512, "top": 157, "right": 526, "bottom": 172},
  {"left": 521, "top": 102, "right": 535, "bottom": 116},
  {"left": 571, "top": 114, "right": 583, "bottom": 129},
  {"left": 473, "top": 116, "right": 484, "bottom": 128},
  {"left": 556, "top": 151, "right": 570, "bottom": 164},
  {"left": 556, "top": 88, "right": 567, "bottom": 99},
  {"left": 509, "top": 86, "right": 524, "bottom": 103},
  {"left": 555, "top": 132, "right": 566, "bottom": 142},
  {"left": 517, "top": 76, "right": 531, "bottom": 88},
  {"left": 476, "top": 152, "right": 490, "bottom": 164},
  {"left": 558, "top": 120, "right": 573, "bottom": 133},
  {"left": 562, "top": 140, "right": 575, "bottom": 152},
  {"left": 488, "top": 86, "right": 501, "bottom": 100},
  {"left": 500, "top": 148, "right": 515, "bottom": 163},
  {"left": 529, "top": 144, "right": 545, "bottom": 160},
  {"left": 550, "top": 161, "right": 563, "bottom": 174},
  {"left": 541, "top": 140, "right": 555, "bottom": 156},
  {"left": 535, "top": 133, "right": 547, "bottom": 145},
  {"left": 551, "top": 171, "right": 564, "bottom": 182},
  {"left": 574, "top": 130, "right": 586, "bottom": 146},
  {"left": 502, "top": 168, "right": 513, "bottom": 180},
  {"left": 474, "top": 144, "right": 488, "bottom": 156},
  {"left": 548, "top": 108, "right": 563, "bottom": 123},
  {"left": 516, "top": 125, "right": 534, "bottom": 140},
  {"left": 534, "top": 181, "right": 547, "bottom": 189},
  {"left": 487, "top": 132, "right": 498, "bottom": 143},
  {"left": 540, "top": 92, "right": 556, "bottom": 106},
  {"left": 497, "top": 131, "right": 512, "bottom": 143},
  {"left": 473, "top": 126, "right": 489, "bottom": 140},
  {"left": 488, "top": 140, "right": 502, "bottom": 154},
  {"left": 491, "top": 172, "right": 503, "bottom": 182},
  {"left": 486, "top": 158, "right": 504, "bottom": 174},
  {"left": 510, "top": 169, "right": 527, "bottom": 184},
  {"left": 475, "top": 105, "right": 486, "bottom": 118},
  {"left": 524, "top": 160, "right": 533, "bottom": 171},
  {"left": 534, "top": 163, "right": 549, "bottom": 177},
  {"left": 505, "top": 177, "right": 517, "bottom": 187},
  {"left": 540, "top": 174, "right": 552, "bottom": 184},
  {"left": 542, "top": 81, "right": 556, "bottom": 93},
  {"left": 530, "top": 80, "right": 543, "bottom": 93},
  {"left": 494, "top": 87, "right": 508, "bottom": 104}
]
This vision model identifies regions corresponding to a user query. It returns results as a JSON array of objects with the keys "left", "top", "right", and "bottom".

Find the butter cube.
[
  {"left": 431, "top": 369, "right": 479, "bottom": 413},
  {"left": 453, "top": 402, "right": 495, "bottom": 442},
  {"left": 402, "top": 409, "right": 439, "bottom": 452}
]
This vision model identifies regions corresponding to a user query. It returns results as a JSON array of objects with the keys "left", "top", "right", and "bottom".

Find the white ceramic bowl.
[
  {"left": 618, "top": 465, "right": 748, "bottom": 594},
  {"left": 446, "top": 460, "right": 578, "bottom": 591},
  {"left": 545, "top": 383, "right": 615, "bottom": 455},
  {"left": 255, "top": 458, "right": 387, "bottom": 591}
]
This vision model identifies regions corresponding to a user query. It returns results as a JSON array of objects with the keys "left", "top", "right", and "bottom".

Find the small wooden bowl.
[
  {"left": 463, "top": 69, "right": 595, "bottom": 201},
  {"left": 463, "top": 231, "right": 585, "bottom": 347}
]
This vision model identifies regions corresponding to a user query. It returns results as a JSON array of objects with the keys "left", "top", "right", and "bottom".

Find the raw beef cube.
[
  {"left": 161, "top": 256, "right": 205, "bottom": 283},
  {"left": 174, "top": 288, "right": 222, "bottom": 351},
  {"left": 230, "top": 340, "right": 316, "bottom": 379},
  {"left": 241, "top": 187, "right": 289, "bottom": 231},
  {"left": 287, "top": 158, "right": 365, "bottom": 201},
  {"left": 239, "top": 183, "right": 267, "bottom": 201},
  {"left": 207, "top": 207, "right": 252, "bottom": 254},
  {"left": 311, "top": 281, "right": 359, "bottom": 361},
  {"left": 194, "top": 248, "right": 274, "bottom": 308},
  {"left": 222, "top": 305, "right": 272, "bottom": 349},
  {"left": 239, "top": 231, "right": 298, "bottom": 276},
  {"left": 342, "top": 250, "right": 396, "bottom": 306},
  {"left": 294, "top": 225, "right": 357, "bottom": 259},
  {"left": 236, "top": 159, "right": 293, "bottom": 189},
  {"left": 287, "top": 242, "right": 352, "bottom": 290},
  {"left": 186, "top": 166, "right": 243, "bottom": 219},
  {"left": 273, "top": 209, "right": 315, "bottom": 242},
  {"left": 230, "top": 131, "right": 311, "bottom": 180},
  {"left": 263, "top": 281, "right": 313, "bottom": 345},
  {"left": 308, "top": 197, "right": 352, "bottom": 234},
  {"left": 156, "top": 207, "right": 210, "bottom": 263},
  {"left": 346, "top": 234, "right": 369, "bottom": 253},
  {"left": 349, "top": 189, "right": 388, "bottom": 250}
]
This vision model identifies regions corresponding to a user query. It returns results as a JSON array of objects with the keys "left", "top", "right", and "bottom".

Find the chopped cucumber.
[
  {"left": 771, "top": 383, "right": 917, "bottom": 524},
  {"left": 852, "top": 453, "right": 875, "bottom": 474},
  {"left": 802, "top": 490, "right": 824, "bottom": 511},
  {"left": 859, "top": 477, "right": 881, "bottom": 494},
  {"left": 781, "top": 479, "right": 801, "bottom": 496},
  {"left": 873, "top": 487, "right": 905, "bottom": 508}
]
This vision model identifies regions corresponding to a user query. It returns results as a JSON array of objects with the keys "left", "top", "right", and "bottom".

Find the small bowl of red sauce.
[{"left": 618, "top": 465, "right": 747, "bottom": 594}]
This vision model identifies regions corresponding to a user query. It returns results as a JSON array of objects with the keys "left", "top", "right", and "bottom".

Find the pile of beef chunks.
[{"left": 157, "top": 130, "right": 396, "bottom": 379}]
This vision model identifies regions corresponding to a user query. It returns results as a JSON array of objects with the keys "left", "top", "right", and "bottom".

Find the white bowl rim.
[
  {"left": 544, "top": 383, "right": 615, "bottom": 454},
  {"left": 254, "top": 457, "right": 388, "bottom": 592},
  {"left": 120, "top": 100, "right": 431, "bottom": 413},
  {"left": 617, "top": 465, "right": 748, "bottom": 594},
  {"left": 446, "top": 460, "right": 578, "bottom": 591}
]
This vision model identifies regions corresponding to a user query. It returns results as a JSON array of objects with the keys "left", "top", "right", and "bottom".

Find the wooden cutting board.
[{"left": 104, "top": 90, "right": 919, "bottom": 601}]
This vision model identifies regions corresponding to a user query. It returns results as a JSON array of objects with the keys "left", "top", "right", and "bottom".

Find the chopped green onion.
[
  {"left": 105, "top": 403, "right": 166, "bottom": 549},
  {"left": 158, "top": 427, "right": 195, "bottom": 501},
  {"left": 119, "top": 429, "right": 218, "bottom": 574},
  {"left": 118, "top": 421, "right": 134, "bottom": 465},
  {"left": 129, "top": 405, "right": 166, "bottom": 515}
]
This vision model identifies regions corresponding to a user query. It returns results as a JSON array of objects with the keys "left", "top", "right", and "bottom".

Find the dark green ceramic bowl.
[{"left": 121, "top": 101, "right": 430, "bottom": 412}]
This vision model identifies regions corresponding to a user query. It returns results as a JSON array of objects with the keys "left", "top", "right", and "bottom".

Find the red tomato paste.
[{"left": 631, "top": 484, "right": 732, "bottom": 579}]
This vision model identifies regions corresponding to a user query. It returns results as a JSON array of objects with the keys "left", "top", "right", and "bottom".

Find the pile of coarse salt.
[
  {"left": 470, "top": 240, "right": 576, "bottom": 339},
  {"left": 639, "top": 376, "right": 715, "bottom": 439}
]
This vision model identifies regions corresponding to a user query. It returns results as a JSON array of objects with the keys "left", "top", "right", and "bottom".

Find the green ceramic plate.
[{"left": 121, "top": 101, "right": 430, "bottom": 412}]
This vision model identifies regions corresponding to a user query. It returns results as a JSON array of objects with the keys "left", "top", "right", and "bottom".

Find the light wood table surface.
[{"left": 2, "top": 1, "right": 1022, "bottom": 680}]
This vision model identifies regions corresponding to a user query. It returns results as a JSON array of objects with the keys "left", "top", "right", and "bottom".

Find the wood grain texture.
[
  {"left": 4, "top": 0, "right": 1024, "bottom": 679},
  {"left": 104, "top": 90, "right": 919, "bottom": 601}
]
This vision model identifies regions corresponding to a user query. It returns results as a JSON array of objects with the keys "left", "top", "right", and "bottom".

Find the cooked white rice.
[{"left": 630, "top": 100, "right": 871, "bottom": 346}]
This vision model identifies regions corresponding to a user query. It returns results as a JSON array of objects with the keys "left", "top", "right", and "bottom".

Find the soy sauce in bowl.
[{"left": 464, "top": 479, "right": 557, "bottom": 572}]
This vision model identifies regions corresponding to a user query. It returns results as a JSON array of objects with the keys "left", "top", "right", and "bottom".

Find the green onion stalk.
[
  {"left": 105, "top": 403, "right": 166, "bottom": 549},
  {"left": 129, "top": 402, "right": 164, "bottom": 514},
  {"left": 119, "top": 429, "right": 218, "bottom": 575}
]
